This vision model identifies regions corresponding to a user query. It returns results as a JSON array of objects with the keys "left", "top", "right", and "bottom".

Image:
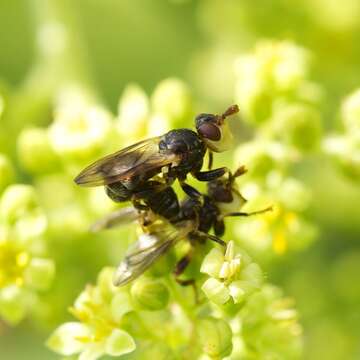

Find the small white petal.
[
  {"left": 79, "top": 342, "right": 105, "bottom": 360},
  {"left": 228, "top": 282, "right": 247, "bottom": 303},
  {"left": 111, "top": 291, "right": 133, "bottom": 322},
  {"left": 224, "top": 241, "right": 235, "bottom": 261},
  {"left": 200, "top": 248, "right": 224, "bottom": 278},
  {"left": 105, "top": 329, "right": 136, "bottom": 356},
  {"left": 219, "top": 262, "right": 231, "bottom": 279},
  {"left": 201, "top": 278, "right": 230, "bottom": 305},
  {"left": 46, "top": 322, "right": 90, "bottom": 355}
]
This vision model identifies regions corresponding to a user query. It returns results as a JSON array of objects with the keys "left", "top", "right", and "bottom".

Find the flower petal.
[
  {"left": 105, "top": 329, "right": 136, "bottom": 356},
  {"left": 46, "top": 322, "right": 90, "bottom": 355},
  {"left": 79, "top": 343, "right": 105, "bottom": 360},
  {"left": 111, "top": 291, "right": 133, "bottom": 322},
  {"left": 200, "top": 248, "right": 224, "bottom": 277},
  {"left": 201, "top": 278, "right": 230, "bottom": 305}
]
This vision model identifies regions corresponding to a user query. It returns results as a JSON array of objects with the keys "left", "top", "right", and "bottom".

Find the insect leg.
[
  {"left": 207, "top": 151, "right": 213, "bottom": 170},
  {"left": 213, "top": 218, "right": 225, "bottom": 237},
  {"left": 105, "top": 182, "right": 132, "bottom": 202},
  {"left": 194, "top": 167, "right": 228, "bottom": 182},
  {"left": 179, "top": 181, "right": 203, "bottom": 200},
  {"left": 223, "top": 205, "right": 273, "bottom": 218},
  {"left": 132, "top": 199, "right": 149, "bottom": 211},
  {"left": 174, "top": 249, "right": 193, "bottom": 276},
  {"left": 194, "top": 231, "right": 227, "bottom": 247},
  {"left": 173, "top": 249, "right": 198, "bottom": 303}
]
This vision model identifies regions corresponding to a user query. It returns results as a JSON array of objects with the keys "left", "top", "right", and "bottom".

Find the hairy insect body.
[
  {"left": 159, "top": 129, "right": 207, "bottom": 181},
  {"left": 180, "top": 196, "right": 222, "bottom": 237},
  {"left": 74, "top": 105, "right": 267, "bottom": 287},
  {"left": 75, "top": 106, "right": 240, "bottom": 212}
]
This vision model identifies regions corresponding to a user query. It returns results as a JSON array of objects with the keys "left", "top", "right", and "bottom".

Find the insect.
[
  {"left": 105, "top": 179, "right": 181, "bottom": 222},
  {"left": 173, "top": 166, "right": 272, "bottom": 281},
  {"left": 74, "top": 105, "right": 239, "bottom": 205},
  {"left": 93, "top": 166, "right": 272, "bottom": 287}
]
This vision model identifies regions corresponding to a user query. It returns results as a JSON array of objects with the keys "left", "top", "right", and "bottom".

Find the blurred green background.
[{"left": 1, "top": 0, "right": 360, "bottom": 359}]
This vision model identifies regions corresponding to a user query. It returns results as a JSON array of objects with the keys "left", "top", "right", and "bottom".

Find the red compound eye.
[{"left": 198, "top": 123, "right": 221, "bottom": 141}]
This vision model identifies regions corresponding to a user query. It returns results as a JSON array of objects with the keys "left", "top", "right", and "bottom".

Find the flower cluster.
[
  {"left": 201, "top": 241, "right": 263, "bottom": 305},
  {"left": 232, "top": 285, "right": 303, "bottom": 359},
  {"left": 47, "top": 267, "right": 136, "bottom": 359},
  {"left": 0, "top": 61, "right": 308, "bottom": 358},
  {"left": 0, "top": 184, "right": 55, "bottom": 325},
  {"left": 230, "top": 40, "right": 322, "bottom": 255},
  {"left": 117, "top": 78, "right": 193, "bottom": 143}
]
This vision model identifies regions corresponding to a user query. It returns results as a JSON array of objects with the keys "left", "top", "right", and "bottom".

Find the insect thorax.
[{"left": 160, "top": 129, "right": 207, "bottom": 177}]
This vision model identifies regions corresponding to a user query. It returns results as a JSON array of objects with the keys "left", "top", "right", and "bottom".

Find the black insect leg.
[
  {"left": 194, "top": 231, "right": 227, "bottom": 247},
  {"left": 223, "top": 205, "right": 273, "bottom": 218},
  {"left": 194, "top": 167, "right": 228, "bottom": 182},
  {"left": 173, "top": 249, "right": 198, "bottom": 303},
  {"left": 213, "top": 218, "right": 225, "bottom": 237},
  {"left": 179, "top": 181, "right": 202, "bottom": 200}
]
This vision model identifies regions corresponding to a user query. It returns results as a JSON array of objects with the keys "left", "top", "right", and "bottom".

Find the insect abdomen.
[{"left": 105, "top": 182, "right": 132, "bottom": 202}]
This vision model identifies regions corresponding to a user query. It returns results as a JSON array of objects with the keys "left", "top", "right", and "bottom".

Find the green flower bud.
[
  {"left": 197, "top": 317, "right": 233, "bottom": 358},
  {"left": 0, "top": 285, "right": 27, "bottom": 325},
  {"left": 271, "top": 41, "right": 310, "bottom": 91},
  {"left": 342, "top": 88, "right": 360, "bottom": 133},
  {"left": 24, "top": 258, "right": 55, "bottom": 291},
  {"left": 131, "top": 278, "right": 169, "bottom": 311},
  {"left": 235, "top": 81, "right": 273, "bottom": 124},
  {"left": 147, "top": 113, "right": 172, "bottom": 136},
  {"left": 0, "top": 184, "right": 38, "bottom": 224},
  {"left": 273, "top": 104, "right": 322, "bottom": 152},
  {"left": 49, "top": 104, "right": 112, "bottom": 162},
  {"left": 117, "top": 84, "right": 149, "bottom": 140},
  {"left": 151, "top": 78, "right": 192, "bottom": 126},
  {"left": 275, "top": 177, "right": 311, "bottom": 211},
  {"left": 238, "top": 284, "right": 303, "bottom": 359},
  {"left": 234, "top": 141, "right": 285, "bottom": 179},
  {"left": 17, "top": 127, "right": 59, "bottom": 174},
  {"left": 0, "top": 184, "right": 47, "bottom": 242},
  {"left": 105, "top": 328, "right": 136, "bottom": 357},
  {"left": 0, "top": 154, "right": 14, "bottom": 193}
]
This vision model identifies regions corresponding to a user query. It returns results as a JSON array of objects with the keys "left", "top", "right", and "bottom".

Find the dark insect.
[
  {"left": 74, "top": 105, "right": 239, "bottom": 205},
  {"left": 172, "top": 166, "right": 272, "bottom": 282},
  {"left": 92, "top": 165, "right": 272, "bottom": 287},
  {"left": 105, "top": 179, "right": 181, "bottom": 221}
]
